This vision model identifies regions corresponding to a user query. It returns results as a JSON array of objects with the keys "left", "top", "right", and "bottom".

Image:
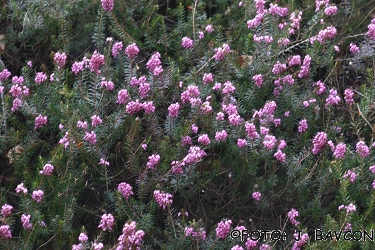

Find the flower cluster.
[
  {"left": 153, "top": 190, "right": 173, "bottom": 210},
  {"left": 116, "top": 221, "right": 145, "bottom": 250},
  {"left": 32, "top": 190, "right": 44, "bottom": 203},
  {"left": 98, "top": 213, "right": 115, "bottom": 231},
  {"left": 338, "top": 203, "right": 356, "bottom": 214},
  {"left": 146, "top": 154, "right": 161, "bottom": 169},
  {"left": 181, "top": 37, "right": 194, "bottom": 49},
  {"left": 125, "top": 43, "right": 140, "bottom": 58},
  {"left": 146, "top": 52, "right": 163, "bottom": 76},
  {"left": 118, "top": 182, "right": 134, "bottom": 200},
  {"left": 34, "top": 114, "right": 48, "bottom": 129},
  {"left": 54, "top": 52, "right": 67, "bottom": 69},
  {"left": 356, "top": 141, "right": 370, "bottom": 158},
  {"left": 213, "top": 43, "right": 230, "bottom": 61},
  {"left": 215, "top": 219, "right": 232, "bottom": 239},
  {"left": 1, "top": 204, "right": 13, "bottom": 217},
  {"left": 185, "top": 227, "right": 207, "bottom": 240},
  {"left": 312, "top": 132, "right": 327, "bottom": 154},
  {"left": 101, "top": 0, "right": 114, "bottom": 12},
  {"left": 39, "top": 163, "right": 54, "bottom": 176},
  {"left": 343, "top": 170, "right": 357, "bottom": 183},
  {"left": 183, "top": 146, "right": 206, "bottom": 164},
  {"left": 287, "top": 208, "right": 300, "bottom": 226}
]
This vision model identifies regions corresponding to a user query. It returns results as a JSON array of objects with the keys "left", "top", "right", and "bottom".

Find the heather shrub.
[{"left": 1, "top": 0, "right": 375, "bottom": 249}]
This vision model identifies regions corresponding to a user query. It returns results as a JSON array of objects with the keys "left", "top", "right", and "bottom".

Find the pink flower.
[
  {"left": 288, "top": 55, "right": 301, "bottom": 66},
  {"left": 181, "top": 37, "right": 194, "bottom": 49},
  {"left": 83, "top": 131, "right": 97, "bottom": 145},
  {"left": 183, "top": 146, "right": 206, "bottom": 164},
  {"left": 215, "top": 219, "right": 232, "bottom": 239},
  {"left": 367, "top": 18, "right": 375, "bottom": 40},
  {"left": 274, "top": 150, "right": 286, "bottom": 162},
  {"left": 213, "top": 43, "right": 230, "bottom": 61},
  {"left": 32, "top": 190, "right": 44, "bottom": 203},
  {"left": 78, "top": 233, "right": 88, "bottom": 242},
  {"left": 0, "top": 68, "right": 11, "bottom": 81},
  {"left": 93, "top": 243, "right": 104, "bottom": 250},
  {"left": 143, "top": 101, "right": 155, "bottom": 114},
  {"left": 338, "top": 203, "right": 356, "bottom": 214},
  {"left": 100, "top": 78, "right": 114, "bottom": 91},
  {"left": 98, "top": 213, "right": 115, "bottom": 231},
  {"left": 314, "top": 80, "right": 326, "bottom": 95},
  {"left": 216, "top": 112, "right": 225, "bottom": 121},
  {"left": 171, "top": 161, "right": 185, "bottom": 175},
  {"left": 91, "top": 115, "right": 103, "bottom": 127},
  {"left": 138, "top": 82, "right": 150, "bottom": 98},
  {"left": 298, "top": 119, "right": 308, "bottom": 133},
  {"left": 231, "top": 245, "right": 244, "bottom": 250},
  {"left": 350, "top": 43, "right": 360, "bottom": 54},
  {"left": 77, "top": 121, "right": 88, "bottom": 130},
  {"left": 90, "top": 51, "right": 105, "bottom": 74},
  {"left": 191, "top": 124, "right": 198, "bottom": 134},
  {"left": 117, "top": 89, "right": 130, "bottom": 104},
  {"left": 125, "top": 43, "right": 140, "bottom": 58},
  {"left": 333, "top": 143, "right": 346, "bottom": 159},
  {"left": 263, "top": 135, "right": 277, "bottom": 150},
  {"left": 118, "top": 182, "right": 134, "bottom": 200},
  {"left": 16, "top": 183, "right": 28, "bottom": 194},
  {"left": 21, "top": 214, "right": 33, "bottom": 229},
  {"left": 112, "top": 41, "right": 123, "bottom": 58},
  {"left": 245, "top": 237, "right": 258, "bottom": 249},
  {"left": 117, "top": 221, "right": 145, "bottom": 248},
  {"left": 344, "top": 88, "right": 354, "bottom": 105},
  {"left": 39, "top": 163, "right": 54, "bottom": 176},
  {"left": 203, "top": 73, "right": 214, "bottom": 84},
  {"left": 287, "top": 208, "right": 300, "bottom": 226},
  {"left": 99, "top": 158, "right": 110, "bottom": 166},
  {"left": 237, "top": 138, "right": 247, "bottom": 148},
  {"left": 35, "top": 72, "right": 47, "bottom": 84},
  {"left": 146, "top": 52, "right": 163, "bottom": 76},
  {"left": 34, "top": 115, "right": 47, "bottom": 129},
  {"left": 298, "top": 55, "right": 311, "bottom": 78},
  {"left": 1, "top": 204, "right": 13, "bottom": 217},
  {"left": 272, "top": 61, "right": 287, "bottom": 74},
  {"left": 181, "top": 136, "right": 192, "bottom": 146},
  {"left": 146, "top": 154, "right": 160, "bottom": 169},
  {"left": 72, "top": 61, "right": 84, "bottom": 75},
  {"left": 54, "top": 52, "right": 67, "bottom": 69},
  {"left": 252, "top": 191, "right": 261, "bottom": 201},
  {"left": 215, "top": 130, "right": 228, "bottom": 141},
  {"left": 356, "top": 141, "right": 370, "bottom": 158},
  {"left": 253, "top": 74, "right": 263, "bottom": 88},
  {"left": 153, "top": 190, "right": 173, "bottom": 210},
  {"left": 198, "top": 134, "right": 211, "bottom": 145},
  {"left": 168, "top": 103, "right": 180, "bottom": 118},
  {"left": 0, "top": 225, "right": 12, "bottom": 238},
  {"left": 324, "top": 5, "right": 338, "bottom": 15},
  {"left": 278, "top": 140, "right": 287, "bottom": 150},
  {"left": 312, "top": 132, "right": 327, "bottom": 154},
  {"left": 343, "top": 170, "right": 356, "bottom": 183},
  {"left": 205, "top": 24, "right": 213, "bottom": 33},
  {"left": 222, "top": 80, "right": 236, "bottom": 94},
  {"left": 101, "top": 0, "right": 114, "bottom": 12},
  {"left": 245, "top": 122, "right": 259, "bottom": 140},
  {"left": 198, "top": 31, "right": 204, "bottom": 40}
]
